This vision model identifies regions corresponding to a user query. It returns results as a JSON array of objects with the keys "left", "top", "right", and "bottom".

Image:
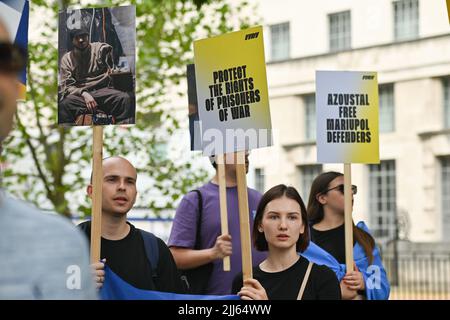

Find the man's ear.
[{"left": 86, "top": 185, "right": 93, "bottom": 199}]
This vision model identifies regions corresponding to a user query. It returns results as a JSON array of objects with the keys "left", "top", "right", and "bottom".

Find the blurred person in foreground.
[{"left": 0, "top": 18, "right": 97, "bottom": 299}]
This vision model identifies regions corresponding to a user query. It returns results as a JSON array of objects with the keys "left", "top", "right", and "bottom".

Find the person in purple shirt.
[{"left": 168, "top": 151, "right": 267, "bottom": 295}]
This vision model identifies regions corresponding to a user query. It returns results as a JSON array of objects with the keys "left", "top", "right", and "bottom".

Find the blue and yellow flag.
[{"left": 0, "top": 0, "right": 29, "bottom": 100}]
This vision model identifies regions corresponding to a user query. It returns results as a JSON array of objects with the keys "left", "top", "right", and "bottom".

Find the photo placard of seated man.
[{"left": 58, "top": 28, "right": 132, "bottom": 125}]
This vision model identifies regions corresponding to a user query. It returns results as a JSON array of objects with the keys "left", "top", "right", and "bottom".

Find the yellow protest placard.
[
  {"left": 316, "top": 70, "right": 380, "bottom": 164},
  {"left": 193, "top": 26, "right": 272, "bottom": 156}
]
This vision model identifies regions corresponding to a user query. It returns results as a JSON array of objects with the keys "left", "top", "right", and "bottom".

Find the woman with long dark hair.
[
  {"left": 232, "top": 184, "right": 341, "bottom": 300},
  {"left": 301, "top": 171, "right": 390, "bottom": 300}
]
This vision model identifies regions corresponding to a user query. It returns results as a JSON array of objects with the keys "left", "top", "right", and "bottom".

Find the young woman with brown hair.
[
  {"left": 301, "top": 171, "right": 390, "bottom": 300},
  {"left": 232, "top": 184, "right": 341, "bottom": 300}
]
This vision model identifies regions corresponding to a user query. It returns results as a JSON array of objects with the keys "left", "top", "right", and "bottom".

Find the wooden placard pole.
[
  {"left": 216, "top": 154, "right": 231, "bottom": 271},
  {"left": 236, "top": 151, "right": 253, "bottom": 281},
  {"left": 344, "top": 163, "right": 354, "bottom": 273},
  {"left": 447, "top": 0, "right": 450, "bottom": 24},
  {"left": 90, "top": 125, "right": 103, "bottom": 263}
]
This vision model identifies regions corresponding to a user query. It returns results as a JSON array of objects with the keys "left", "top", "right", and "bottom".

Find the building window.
[
  {"left": 379, "top": 84, "right": 395, "bottom": 133},
  {"left": 444, "top": 78, "right": 450, "bottom": 128},
  {"left": 393, "top": 0, "right": 419, "bottom": 41},
  {"left": 440, "top": 157, "right": 450, "bottom": 241},
  {"left": 304, "top": 94, "right": 316, "bottom": 141},
  {"left": 299, "top": 165, "right": 322, "bottom": 202},
  {"left": 254, "top": 168, "right": 265, "bottom": 193},
  {"left": 270, "top": 22, "right": 290, "bottom": 61},
  {"left": 329, "top": 11, "right": 351, "bottom": 52},
  {"left": 369, "top": 160, "right": 396, "bottom": 240}
]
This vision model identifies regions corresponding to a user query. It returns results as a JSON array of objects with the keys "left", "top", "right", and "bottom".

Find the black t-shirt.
[
  {"left": 310, "top": 223, "right": 355, "bottom": 264},
  {"left": 232, "top": 256, "right": 341, "bottom": 300},
  {"left": 78, "top": 220, "right": 185, "bottom": 293},
  {"left": 311, "top": 223, "right": 368, "bottom": 298}
]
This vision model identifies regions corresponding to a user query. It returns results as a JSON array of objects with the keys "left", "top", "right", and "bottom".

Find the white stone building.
[{"left": 247, "top": 0, "right": 450, "bottom": 245}]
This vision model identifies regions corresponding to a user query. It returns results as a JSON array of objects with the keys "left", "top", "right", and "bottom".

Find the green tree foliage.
[{"left": 0, "top": 0, "right": 257, "bottom": 217}]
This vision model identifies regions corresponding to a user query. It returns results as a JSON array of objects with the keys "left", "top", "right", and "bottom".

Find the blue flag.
[{"left": 100, "top": 265, "right": 240, "bottom": 300}]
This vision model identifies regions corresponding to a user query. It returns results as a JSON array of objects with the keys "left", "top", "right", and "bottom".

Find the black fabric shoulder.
[
  {"left": 155, "top": 236, "right": 178, "bottom": 275},
  {"left": 138, "top": 231, "right": 167, "bottom": 269},
  {"left": 310, "top": 263, "right": 342, "bottom": 300},
  {"left": 231, "top": 271, "right": 244, "bottom": 294},
  {"left": 311, "top": 263, "right": 336, "bottom": 278},
  {"left": 154, "top": 236, "right": 187, "bottom": 294},
  {"left": 77, "top": 220, "right": 91, "bottom": 240},
  {"left": 156, "top": 237, "right": 169, "bottom": 265}
]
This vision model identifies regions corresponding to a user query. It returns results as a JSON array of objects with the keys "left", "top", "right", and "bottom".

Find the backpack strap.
[
  {"left": 191, "top": 190, "right": 203, "bottom": 249},
  {"left": 139, "top": 229, "right": 159, "bottom": 279}
]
